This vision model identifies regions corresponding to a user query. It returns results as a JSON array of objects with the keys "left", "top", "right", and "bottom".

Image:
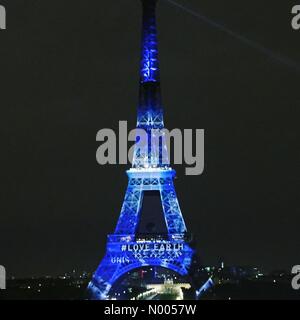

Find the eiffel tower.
[{"left": 88, "top": 0, "right": 196, "bottom": 300}]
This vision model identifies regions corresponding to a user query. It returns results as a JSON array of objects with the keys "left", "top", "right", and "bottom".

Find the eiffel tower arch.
[
  {"left": 88, "top": 168, "right": 195, "bottom": 299},
  {"left": 88, "top": 0, "right": 200, "bottom": 300}
]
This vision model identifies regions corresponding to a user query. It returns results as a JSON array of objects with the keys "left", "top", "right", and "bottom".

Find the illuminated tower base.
[{"left": 88, "top": 168, "right": 194, "bottom": 300}]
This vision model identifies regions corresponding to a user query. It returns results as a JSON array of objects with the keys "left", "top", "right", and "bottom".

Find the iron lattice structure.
[{"left": 88, "top": 0, "right": 195, "bottom": 300}]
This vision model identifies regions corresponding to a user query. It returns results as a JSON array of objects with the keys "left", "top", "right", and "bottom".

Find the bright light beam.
[{"left": 164, "top": 0, "right": 300, "bottom": 73}]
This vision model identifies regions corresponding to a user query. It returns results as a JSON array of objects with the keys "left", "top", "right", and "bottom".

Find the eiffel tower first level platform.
[{"left": 88, "top": 0, "right": 197, "bottom": 300}]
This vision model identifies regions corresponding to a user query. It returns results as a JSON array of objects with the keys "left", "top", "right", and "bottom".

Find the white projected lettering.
[{"left": 121, "top": 243, "right": 184, "bottom": 252}]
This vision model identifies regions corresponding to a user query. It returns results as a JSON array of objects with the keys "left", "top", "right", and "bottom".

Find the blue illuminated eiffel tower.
[{"left": 88, "top": 0, "right": 195, "bottom": 300}]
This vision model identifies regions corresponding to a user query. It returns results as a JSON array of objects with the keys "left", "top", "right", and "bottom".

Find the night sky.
[{"left": 0, "top": 0, "right": 299, "bottom": 278}]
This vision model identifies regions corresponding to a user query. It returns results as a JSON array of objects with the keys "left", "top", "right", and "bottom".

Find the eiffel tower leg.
[
  {"left": 114, "top": 183, "right": 143, "bottom": 235},
  {"left": 87, "top": 253, "right": 123, "bottom": 300},
  {"left": 160, "top": 181, "right": 187, "bottom": 234}
]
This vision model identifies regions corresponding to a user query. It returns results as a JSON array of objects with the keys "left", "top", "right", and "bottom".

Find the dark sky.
[{"left": 0, "top": 0, "right": 299, "bottom": 278}]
